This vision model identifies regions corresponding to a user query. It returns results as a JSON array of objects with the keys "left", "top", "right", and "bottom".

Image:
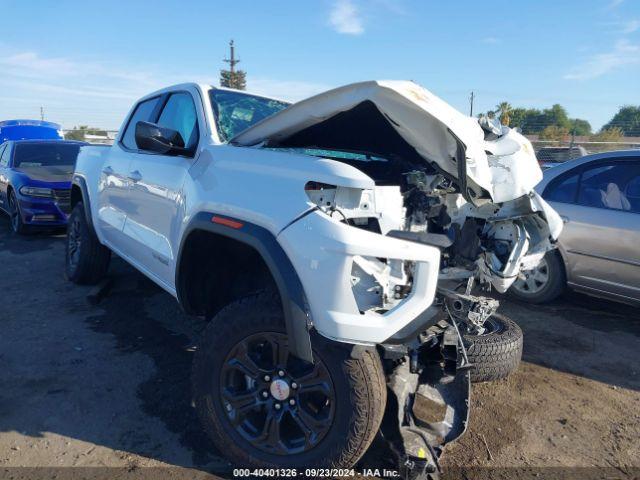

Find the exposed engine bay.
[{"left": 304, "top": 163, "right": 561, "bottom": 318}]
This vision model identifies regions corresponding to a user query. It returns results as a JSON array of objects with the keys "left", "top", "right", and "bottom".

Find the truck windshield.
[
  {"left": 209, "top": 90, "right": 289, "bottom": 142},
  {"left": 14, "top": 143, "right": 81, "bottom": 168}
]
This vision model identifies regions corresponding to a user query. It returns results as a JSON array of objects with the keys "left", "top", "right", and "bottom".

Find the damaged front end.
[
  {"left": 233, "top": 80, "right": 563, "bottom": 296},
  {"left": 233, "top": 80, "right": 564, "bottom": 476}
]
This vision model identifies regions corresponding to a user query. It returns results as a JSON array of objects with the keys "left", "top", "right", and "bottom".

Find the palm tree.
[{"left": 496, "top": 101, "right": 512, "bottom": 126}]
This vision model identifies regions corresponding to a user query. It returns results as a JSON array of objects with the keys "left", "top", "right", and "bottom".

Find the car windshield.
[
  {"left": 13, "top": 143, "right": 81, "bottom": 168},
  {"left": 209, "top": 90, "right": 289, "bottom": 142}
]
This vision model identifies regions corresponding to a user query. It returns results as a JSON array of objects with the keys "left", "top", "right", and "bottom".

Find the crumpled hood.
[{"left": 232, "top": 80, "right": 542, "bottom": 204}]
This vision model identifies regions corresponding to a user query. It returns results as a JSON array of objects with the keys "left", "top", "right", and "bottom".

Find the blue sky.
[{"left": 0, "top": 0, "right": 638, "bottom": 131}]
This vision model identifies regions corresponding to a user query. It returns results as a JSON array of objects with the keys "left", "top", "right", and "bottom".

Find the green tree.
[
  {"left": 602, "top": 106, "right": 640, "bottom": 136},
  {"left": 539, "top": 125, "right": 569, "bottom": 142},
  {"left": 509, "top": 107, "right": 544, "bottom": 134},
  {"left": 496, "top": 101, "right": 512, "bottom": 126},
  {"left": 541, "top": 104, "right": 571, "bottom": 131},
  {"left": 570, "top": 119, "right": 592, "bottom": 136},
  {"left": 590, "top": 127, "right": 624, "bottom": 142},
  {"left": 220, "top": 70, "right": 247, "bottom": 90}
]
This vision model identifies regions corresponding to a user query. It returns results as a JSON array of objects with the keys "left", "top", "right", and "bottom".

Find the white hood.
[{"left": 232, "top": 80, "right": 542, "bottom": 204}]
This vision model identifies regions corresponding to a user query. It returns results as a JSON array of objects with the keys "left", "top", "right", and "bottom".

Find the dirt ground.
[{"left": 0, "top": 213, "right": 639, "bottom": 480}]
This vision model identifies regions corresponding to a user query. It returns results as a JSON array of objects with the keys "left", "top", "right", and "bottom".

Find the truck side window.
[
  {"left": 157, "top": 93, "right": 198, "bottom": 150},
  {"left": 121, "top": 97, "right": 160, "bottom": 150}
]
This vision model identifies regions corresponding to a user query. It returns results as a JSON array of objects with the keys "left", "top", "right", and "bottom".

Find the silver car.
[{"left": 511, "top": 150, "right": 640, "bottom": 305}]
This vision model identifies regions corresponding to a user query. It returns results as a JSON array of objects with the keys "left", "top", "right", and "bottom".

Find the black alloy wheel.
[{"left": 220, "top": 331, "right": 335, "bottom": 455}]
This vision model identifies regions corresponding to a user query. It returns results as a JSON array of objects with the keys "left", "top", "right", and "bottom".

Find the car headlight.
[{"left": 19, "top": 186, "right": 54, "bottom": 197}]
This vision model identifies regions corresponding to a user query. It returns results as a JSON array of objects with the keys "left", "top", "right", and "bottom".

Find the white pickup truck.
[{"left": 66, "top": 81, "right": 561, "bottom": 476}]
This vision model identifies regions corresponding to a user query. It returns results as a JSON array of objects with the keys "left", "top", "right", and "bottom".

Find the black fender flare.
[
  {"left": 70, "top": 175, "right": 95, "bottom": 230},
  {"left": 176, "top": 212, "right": 314, "bottom": 363}
]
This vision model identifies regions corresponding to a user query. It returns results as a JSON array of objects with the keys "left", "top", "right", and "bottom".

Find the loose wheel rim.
[
  {"left": 67, "top": 214, "right": 82, "bottom": 269},
  {"left": 512, "top": 257, "right": 549, "bottom": 295},
  {"left": 219, "top": 332, "right": 335, "bottom": 455},
  {"left": 469, "top": 314, "right": 505, "bottom": 337}
]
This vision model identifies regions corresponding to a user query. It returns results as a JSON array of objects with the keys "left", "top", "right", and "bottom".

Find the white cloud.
[
  {"left": 621, "top": 19, "right": 640, "bottom": 33},
  {"left": 329, "top": 0, "right": 365, "bottom": 35},
  {"left": 564, "top": 39, "right": 640, "bottom": 80},
  {"left": 482, "top": 37, "right": 500, "bottom": 44},
  {"left": 608, "top": 0, "right": 625, "bottom": 9}
]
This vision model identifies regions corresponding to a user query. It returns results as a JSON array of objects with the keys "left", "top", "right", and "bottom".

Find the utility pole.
[
  {"left": 223, "top": 39, "right": 240, "bottom": 75},
  {"left": 40, "top": 106, "right": 44, "bottom": 121},
  {"left": 469, "top": 91, "right": 475, "bottom": 117},
  {"left": 220, "top": 39, "right": 247, "bottom": 90}
]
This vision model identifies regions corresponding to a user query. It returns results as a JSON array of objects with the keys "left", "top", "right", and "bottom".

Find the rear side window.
[
  {"left": 546, "top": 159, "right": 640, "bottom": 213},
  {"left": 577, "top": 162, "right": 640, "bottom": 213},
  {"left": 545, "top": 173, "right": 579, "bottom": 203},
  {"left": 121, "top": 97, "right": 160, "bottom": 150},
  {"left": 156, "top": 92, "right": 198, "bottom": 149}
]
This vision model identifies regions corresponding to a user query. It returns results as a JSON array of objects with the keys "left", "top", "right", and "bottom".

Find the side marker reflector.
[{"left": 211, "top": 216, "right": 244, "bottom": 229}]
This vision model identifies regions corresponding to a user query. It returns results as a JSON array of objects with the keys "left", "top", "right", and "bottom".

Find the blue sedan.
[{"left": 0, "top": 140, "right": 86, "bottom": 233}]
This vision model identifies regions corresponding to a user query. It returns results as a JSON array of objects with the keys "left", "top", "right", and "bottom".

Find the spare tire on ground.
[{"left": 462, "top": 314, "right": 523, "bottom": 383}]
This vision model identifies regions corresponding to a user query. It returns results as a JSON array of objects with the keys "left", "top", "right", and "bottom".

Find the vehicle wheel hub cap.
[
  {"left": 513, "top": 257, "right": 549, "bottom": 294},
  {"left": 270, "top": 379, "right": 290, "bottom": 401},
  {"left": 219, "top": 332, "right": 335, "bottom": 455}
]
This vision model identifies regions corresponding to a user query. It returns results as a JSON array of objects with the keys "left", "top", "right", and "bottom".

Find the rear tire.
[
  {"left": 65, "top": 202, "right": 111, "bottom": 284},
  {"left": 192, "top": 291, "right": 386, "bottom": 468},
  {"left": 463, "top": 314, "right": 523, "bottom": 383},
  {"left": 509, "top": 250, "right": 565, "bottom": 304}
]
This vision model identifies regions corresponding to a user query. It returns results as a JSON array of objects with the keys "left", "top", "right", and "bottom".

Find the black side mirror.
[{"left": 134, "top": 121, "right": 192, "bottom": 156}]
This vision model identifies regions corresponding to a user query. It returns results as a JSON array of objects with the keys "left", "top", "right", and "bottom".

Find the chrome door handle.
[
  {"left": 102, "top": 166, "right": 114, "bottom": 175},
  {"left": 128, "top": 170, "right": 142, "bottom": 182}
]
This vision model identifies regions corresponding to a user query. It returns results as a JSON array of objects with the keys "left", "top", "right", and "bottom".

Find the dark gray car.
[{"left": 510, "top": 150, "right": 640, "bottom": 305}]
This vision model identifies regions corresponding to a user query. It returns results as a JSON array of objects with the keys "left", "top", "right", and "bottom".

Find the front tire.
[
  {"left": 65, "top": 202, "right": 111, "bottom": 284},
  {"left": 192, "top": 291, "right": 386, "bottom": 469}
]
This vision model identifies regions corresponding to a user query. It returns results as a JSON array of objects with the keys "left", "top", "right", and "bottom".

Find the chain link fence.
[{"left": 529, "top": 136, "right": 640, "bottom": 164}]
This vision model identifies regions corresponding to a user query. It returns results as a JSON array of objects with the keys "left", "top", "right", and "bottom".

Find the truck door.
[
  {"left": 97, "top": 96, "right": 161, "bottom": 250},
  {"left": 123, "top": 90, "right": 202, "bottom": 290}
]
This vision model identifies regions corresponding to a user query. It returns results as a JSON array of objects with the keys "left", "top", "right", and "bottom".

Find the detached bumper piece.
[{"left": 381, "top": 320, "right": 471, "bottom": 480}]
